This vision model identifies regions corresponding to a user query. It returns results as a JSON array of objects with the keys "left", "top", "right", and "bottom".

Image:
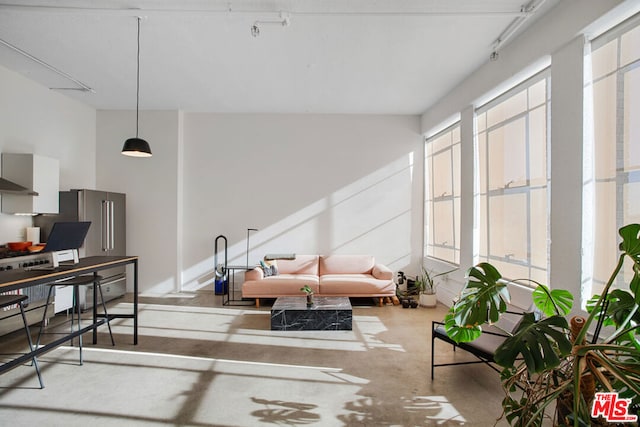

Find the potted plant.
[
  {"left": 415, "top": 265, "right": 456, "bottom": 307},
  {"left": 300, "top": 285, "right": 314, "bottom": 307},
  {"left": 444, "top": 224, "right": 640, "bottom": 426}
]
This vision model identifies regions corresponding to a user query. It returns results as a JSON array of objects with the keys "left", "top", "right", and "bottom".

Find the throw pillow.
[
  {"left": 259, "top": 259, "right": 278, "bottom": 277},
  {"left": 268, "top": 260, "right": 279, "bottom": 276}
]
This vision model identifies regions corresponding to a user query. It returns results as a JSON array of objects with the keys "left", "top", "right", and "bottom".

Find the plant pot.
[{"left": 419, "top": 293, "right": 437, "bottom": 307}]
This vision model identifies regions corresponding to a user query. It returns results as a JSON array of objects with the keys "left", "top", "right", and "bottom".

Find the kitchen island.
[{"left": 0, "top": 255, "right": 139, "bottom": 379}]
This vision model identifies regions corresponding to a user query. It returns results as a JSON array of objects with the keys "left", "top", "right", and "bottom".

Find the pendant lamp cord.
[{"left": 135, "top": 16, "right": 141, "bottom": 138}]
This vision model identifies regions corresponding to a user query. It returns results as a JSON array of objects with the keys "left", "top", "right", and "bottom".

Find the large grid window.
[
  {"left": 424, "top": 123, "right": 461, "bottom": 264},
  {"left": 475, "top": 72, "right": 550, "bottom": 283},
  {"left": 584, "top": 15, "right": 640, "bottom": 296}
]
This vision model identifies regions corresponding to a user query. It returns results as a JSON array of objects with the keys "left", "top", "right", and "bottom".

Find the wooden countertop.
[{"left": 0, "top": 255, "right": 138, "bottom": 292}]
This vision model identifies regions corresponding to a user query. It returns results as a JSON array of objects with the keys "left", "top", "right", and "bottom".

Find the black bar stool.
[
  {"left": 36, "top": 275, "right": 115, "bottom": 365},
  {"left": 0, "top": 294, "right": 44, "bottom": 388}
]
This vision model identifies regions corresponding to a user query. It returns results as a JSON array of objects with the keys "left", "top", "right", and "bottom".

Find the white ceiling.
[{"left": 0, "top": 0, "right": 559, "bottom": 114}]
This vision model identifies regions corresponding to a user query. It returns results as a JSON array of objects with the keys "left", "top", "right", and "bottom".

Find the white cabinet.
[
  {"left": 54, "top": 285, "right": 73, "bottom": 313},
  {"left": 1, "top": 153, "right": 59, "bottom": 214}
]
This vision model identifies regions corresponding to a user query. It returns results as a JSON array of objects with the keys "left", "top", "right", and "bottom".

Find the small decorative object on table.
[{"left": 300, "top": 285, "right": 314, "bottom": 307}]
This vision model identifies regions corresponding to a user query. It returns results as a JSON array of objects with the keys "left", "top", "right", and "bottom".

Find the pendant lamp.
[{"left": 122, "top": 17, "right": 152, "bottom": 157}]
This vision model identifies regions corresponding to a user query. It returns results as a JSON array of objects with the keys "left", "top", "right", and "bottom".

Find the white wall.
[
  {"left": 0, "top": 65, "right": 96, "bottom": 243},
  {"left": 181, "top": 113, "right": 422, "bottom": 291},
  {"left": 96, "top": 110, "right": 181, "bottom": 295},
  {"left": 95, "top": 112, "right": 421, "bottom": 295}
]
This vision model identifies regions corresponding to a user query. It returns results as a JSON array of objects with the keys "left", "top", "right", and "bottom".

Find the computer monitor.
[{"left": 42, "top": 221, "right": 91, "bottom": 252}]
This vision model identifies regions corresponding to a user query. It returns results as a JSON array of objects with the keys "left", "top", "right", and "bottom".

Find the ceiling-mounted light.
[
  {"left": 490, "top": 0, "right": 544, "bottom": 58},
  {"left": 0, "top": 37, "right": 95, "bottom": 93},
  {"left": 250, "top": 11, "right": 290, "bottom": 37},
  {"left": 122, "top": 17, "right": 152, "bottom": 158}
]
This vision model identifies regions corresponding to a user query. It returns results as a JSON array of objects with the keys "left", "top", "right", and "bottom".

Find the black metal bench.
[{"left": 430, "top": 306, "right": 528, "bottom": 380}]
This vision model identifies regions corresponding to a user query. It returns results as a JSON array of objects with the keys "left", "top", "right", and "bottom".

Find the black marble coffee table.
[{"left": 270, "top": 296, "right": 353, "bottom": 331}]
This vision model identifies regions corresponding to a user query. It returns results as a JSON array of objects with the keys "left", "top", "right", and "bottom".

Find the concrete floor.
[{"left": 0, "top": 292, "right": 509, "bottom": 426}]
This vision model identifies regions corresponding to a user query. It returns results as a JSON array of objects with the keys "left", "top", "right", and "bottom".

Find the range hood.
[
  {"left": 0, "top": 177, "right": 38, "bottom": 196},
  {"left": 1, "top": 153, "right": 58, "bottom": 214}
]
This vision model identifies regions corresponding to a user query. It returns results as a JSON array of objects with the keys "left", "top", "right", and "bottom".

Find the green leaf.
[
  {"left": 442, "top": 311, "right": 482, "bottom": 343},
  {"left": 588, "top": 289, "right": 640, "bottom": 334},
  {"left": 585, "top": 294, "right": 599, "bottom": 315},
  {"left": 607, "top": 289, "right": 640, "bottom": 326},
  {"left": 494, "top": 313, "right": 572, "bottom": 373},
  {"left": 616, "top": 224, "right": 640, "bottom": 308},
  {"left": 586, "top": 294, "right": 616, "bottom": 329},
  {"left": 630, "top": 268, "right": 640, "bottom": 304},
  {"left": 619, "top": 223, "right": 640, "bottom": 260},
  {"left": 532, "top": 285, "right": 573, "bottom": 316},
  {"left": 453, "top": 263, "right": 510, "bottom": 327}
]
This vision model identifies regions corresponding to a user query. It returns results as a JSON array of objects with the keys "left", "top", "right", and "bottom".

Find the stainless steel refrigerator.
[{"left": 35, "top": 189, "right": 127, "bottom": 310}]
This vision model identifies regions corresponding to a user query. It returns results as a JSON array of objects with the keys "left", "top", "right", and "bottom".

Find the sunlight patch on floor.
[
  {"left": 108, "top": 302, "right": 405, "bottom": 353},
  {"left": 407, "top": 395, "right": 467, "bottom": 424},
  {"left": 21, "top": 346, "right": 369, "bottom": 425}
]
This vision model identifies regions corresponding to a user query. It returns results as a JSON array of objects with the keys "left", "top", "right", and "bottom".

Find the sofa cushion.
[
  {"left": 244, "top": 267, "right": 263, "bottom": 281},
  {"left": 372, "top": 264, "right": 393, "bottom": 280},
  {"left": 319, "top": 274, "right": 395, "bottom": 295},
  {"left": 274, "top": 255, "right": 319, "bottom": 275},
  {"left": 242, "top": 274, "right": 320, "bottom": 297},
  {"left": 319, "top": 255, "right": 375, "bottom": 275}
]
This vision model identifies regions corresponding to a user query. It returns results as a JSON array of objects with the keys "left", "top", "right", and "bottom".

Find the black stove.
[
  {"left": 0, "top": 250, "right": 30, "bottom": 259},
  {"left": 0, "top": 250, "right": 52, "bottom": 271}
]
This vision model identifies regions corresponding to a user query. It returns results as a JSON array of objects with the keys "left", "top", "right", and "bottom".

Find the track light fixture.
[
  {"left": 0, "top": 37, "right": 95, "bottom": 93},
  {"left": 251, "top": 12, "right": 291, "bottom": 37},
  {"left": 490, "top": 0, "right": 542, "bottom": 61}
]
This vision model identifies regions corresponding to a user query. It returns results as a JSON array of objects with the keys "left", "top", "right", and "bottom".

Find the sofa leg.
[
  {"left": 255, "top": 298, "right": 260, "bottom": 308},
  {"left": 378, "top": 297, "right": 383, "bottom": 307}
]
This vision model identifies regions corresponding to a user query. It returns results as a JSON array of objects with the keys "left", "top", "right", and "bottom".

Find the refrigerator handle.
[
  {"left": 109, "top": 200, "right": 115, "bottom": 251},
  {"left": 101, "top": 200, "right": 109, "bottom": 252}
]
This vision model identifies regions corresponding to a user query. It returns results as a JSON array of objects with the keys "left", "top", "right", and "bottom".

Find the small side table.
[{"left": 221, "top": 265, "right": 256, "bottom": 306}]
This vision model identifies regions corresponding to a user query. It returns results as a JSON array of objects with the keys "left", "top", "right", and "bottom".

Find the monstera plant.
[{"left": 444, "top": 224, "right": 640, "bottom": 426}]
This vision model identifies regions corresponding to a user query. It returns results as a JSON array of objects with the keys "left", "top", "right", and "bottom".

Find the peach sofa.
[{"left": 242, "top": 254, "right": 395, "bottom": 307}]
